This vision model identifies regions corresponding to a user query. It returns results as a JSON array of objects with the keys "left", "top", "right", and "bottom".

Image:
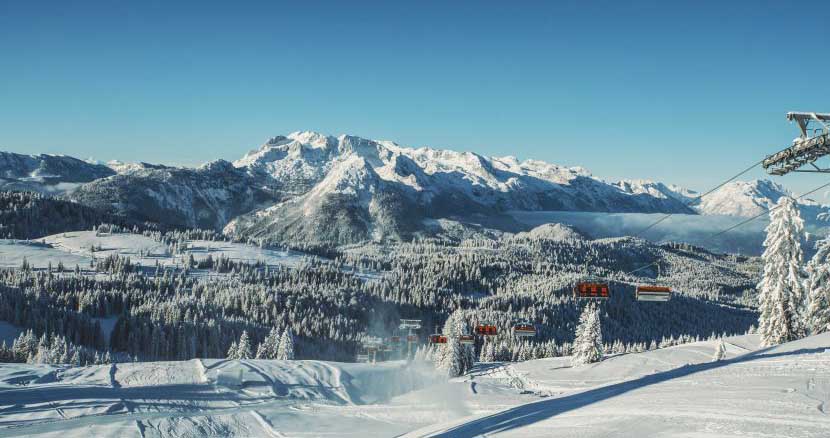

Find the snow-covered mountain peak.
[
  {"left": 694, "top": 179, "right": 804, "bottom": 217},
  {"left": 615, "top": 179, "right": 698, "bottom": 203}
]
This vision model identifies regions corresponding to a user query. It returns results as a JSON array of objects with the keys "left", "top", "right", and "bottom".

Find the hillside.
[{"left": 0, "top": 334, "right": 827, "bottom": 437}]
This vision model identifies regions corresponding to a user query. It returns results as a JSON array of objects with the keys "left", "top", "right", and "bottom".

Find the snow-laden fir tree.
[
  {"left": 518, "top": 342, "right": 532, "bottom": 362},
  {"left": 757, "top": 196, "right": 807, "bottom": 346},
  {"left": 226, "top": 340, "right": 238, "bottom": 360},
  {"left": 436, "top": 310, "right": 471, "bottom": 375},
  {"left": 236, "top": 331, "right": 253, "bottom": 360},
  {"left": 712, "top": 337, "right": 726, "bottom": 362},
  {"left": 805, "top": 237, "right": 830, "bottom": 335},
  {"left": 571, "top": 302, "right": 603, "bottom": 366},
  {"left": 277, "top": 328, "right": 294, "bottom": 360},
  {"left": 256, "top": 327, "right": 281, "bottom": 359},
  {"left": 478, "top": 338, "right": 495, "bottom": 362},
  {"left": 442, "top": 335, "right": 465, "bottom": 377}
]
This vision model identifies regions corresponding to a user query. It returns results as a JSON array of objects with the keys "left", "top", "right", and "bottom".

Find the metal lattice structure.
[
  {"left": 763, "top": 112, "right": 830, "bottom": 176},
  {"left": 398, "top": 319, "right": 422, "bottom": 359}
]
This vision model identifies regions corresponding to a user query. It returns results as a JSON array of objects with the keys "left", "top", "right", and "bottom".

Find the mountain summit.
[{"left": 224, "top": 132, "right": 695, "bottom": 243}]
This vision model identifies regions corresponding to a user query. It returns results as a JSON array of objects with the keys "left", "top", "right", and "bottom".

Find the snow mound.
[{"left": 511, "top": 223, "right": 584, "bottom": 242}]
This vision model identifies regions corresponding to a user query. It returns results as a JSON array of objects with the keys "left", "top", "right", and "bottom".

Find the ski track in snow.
[{"left": 0, "top": 335, "right": 829, "bottom": 437}]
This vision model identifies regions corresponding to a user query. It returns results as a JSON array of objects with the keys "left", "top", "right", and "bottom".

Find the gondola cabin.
[
  {"left": 574, "top": 282, "right": 610, "bottom": 299},
  {"left": 475, "top": 325, "right": 498, "bottom": 336},
  {"left": 512, "top": 324, "right": 536, "bottom": 337},
  {"left": 636, "top": 285, "right": 671, "bottom": 302},
  {"left": 406, "top": 335, "right": 417, "bottom": 342},
  {"left": 458, "top": 334, "right": 475, "bottom": 345},
  {"left": 429, "top": 334, "right": 448, "bottom": 344},
  {"left": 390, "top": 336, "right": 401, "bottom": 343}
]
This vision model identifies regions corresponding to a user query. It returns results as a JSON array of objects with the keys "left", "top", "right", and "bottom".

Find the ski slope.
[{"left": 0, "top": 334, "right": 828, "bottom": 437}]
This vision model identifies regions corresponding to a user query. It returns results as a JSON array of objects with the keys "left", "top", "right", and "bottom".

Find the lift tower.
[{"left": 398, "top": 319, "right": 421, "bottom": 359}]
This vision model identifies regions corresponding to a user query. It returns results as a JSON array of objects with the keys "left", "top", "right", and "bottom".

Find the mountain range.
[{"left": 0, "top": 132, "right": 825, "bottom": 245}]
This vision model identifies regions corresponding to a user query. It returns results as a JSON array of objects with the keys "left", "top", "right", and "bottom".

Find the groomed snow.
[{"left": 0, "top": 334, "right": 828, "bottom": 437}]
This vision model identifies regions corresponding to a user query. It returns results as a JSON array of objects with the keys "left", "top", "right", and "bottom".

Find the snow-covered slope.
[
  {"left": 693, "top": 179, "right": 829, "bottom": 221},
  {"left": 0, "top": 231, "right": 315, "bottom": 271},
  {"left": 0, "top": 152, "right": 115, "bottom": 193},
  {"left": 405, "top": 333, "right": 830, "bottom": 438},
  {"left": 70, "top": 160, "right": 278, "bottom": 230},
  {"left": 1, "top": 334, "right": 827, "bottom": 437},
  {"left": 226, "top": 132, "right": 695, "bottom": 244}
]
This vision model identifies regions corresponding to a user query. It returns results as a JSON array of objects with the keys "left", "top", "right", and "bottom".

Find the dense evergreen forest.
[{"left": 0, "top": 191, "right": 761, "bottom": 365}]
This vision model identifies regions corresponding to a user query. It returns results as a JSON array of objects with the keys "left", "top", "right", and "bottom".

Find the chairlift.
[
  {"left": 574, "top": 258, "right": 610, "bottom": 299},
  {"left": 574, "top": 282, "right": 610, "bottom": 299},
  {"left": 458, "top": 334, "right": 475, "bottom": 345},
  {"left": 635, "top": 265, "right": 671, "bottom": 302},
  {"left": 636, "top": 285, "right": 672, "bottom": 302},
  {"left": 512, "top": 323, "right": 537, "bottom": 337},
  {"left": 474, "top": 325, "right": 498, "bottom": 336},
  {"left": 429, "top": 334, "right": 447, "bottom": 344}
]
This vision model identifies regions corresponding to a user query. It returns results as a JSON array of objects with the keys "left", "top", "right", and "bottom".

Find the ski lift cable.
[
  {"left": 632, "top": 160, "right": 764, "bottom": 238},
  {"left": 623, "top": 179, "right": 830, "bottom": 277}
]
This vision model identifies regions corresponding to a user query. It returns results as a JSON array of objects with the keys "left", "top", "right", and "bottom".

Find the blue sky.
[{"left": 1, "top": 1, "right": 829, "bottom": 195}]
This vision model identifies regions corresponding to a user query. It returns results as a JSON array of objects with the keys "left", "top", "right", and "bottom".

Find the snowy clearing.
[
  {"left": 41, "top": 231, "right": 311, "bottom": 269},
  {"left": 0, "top": 334, "right": 828, "bottom": 437},
  {"left": 0, "top": 232, "right": 326, "bottom": 273}
]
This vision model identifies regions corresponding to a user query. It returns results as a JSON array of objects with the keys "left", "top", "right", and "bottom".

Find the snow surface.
[
  {"left": 1, "top": 334, "right": 828, "bottom": 437},
  {"left": 38, "top": 231, "right": 311, "bottom": 270},
  {"left": 0, "top": 240, "right": 92, "bottom": 269}
]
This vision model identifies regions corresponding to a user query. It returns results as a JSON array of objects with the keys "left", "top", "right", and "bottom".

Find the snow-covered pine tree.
[
  {"left": 236, "top": 331, "right": 253, "bottom": 360},
  {"left": 571, "top": 302, "right": 603, "bottom": 366},
  {"left": 259, "top": 327, "right": 281, "bottom": 359},
  {"left": 226, "top": 341, "right": 238, "bottom": 360},
  {"left": 757, "top": 196, "right": 807, "bottom": 346},
  {"left": 436, "top": 309, "right": 475, "bottom": 377},
  {"left": 441, "top": 336, "right": 465, "bottom": 377},
  {"left": 277, "top": 328, "right": 295, "bottom": 360},
  {"left": 479, "top": 338, "right": 495, "bottom": 362},
  {"left": 712, "top": 337, "right": 726, "bottom": 362},
  {"left": 255, "top": 342, "right": 267, "bottom": 359},
  {"left": 805, "top": 237, "right": 830, "bottom": 335},
  {"left": 518, "top": 342, "right": 532, "bottom": 362}
]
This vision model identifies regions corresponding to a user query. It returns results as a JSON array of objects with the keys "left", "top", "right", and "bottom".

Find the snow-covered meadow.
[
  {"left": 1, "top": 333, "right": 828, "bottom": 437},
  {"left": 0, "top": 231, "right": 315, "bottom": 271}
]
